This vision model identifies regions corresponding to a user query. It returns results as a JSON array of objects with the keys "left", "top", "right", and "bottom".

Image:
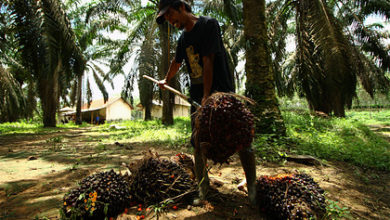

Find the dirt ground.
[{"left": 0, "top": 127, "right": 389, "bottom": 220}]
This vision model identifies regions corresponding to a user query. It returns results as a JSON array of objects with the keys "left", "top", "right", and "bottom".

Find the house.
[
  {"left": 59, "top": 107, "right": 75, "bottom": 123},
  {"left": 136, "top": 95, "right": 191, "bottom": 119},
  {"left": 63, "top": 97, "right": 133, "bottom": 123}
]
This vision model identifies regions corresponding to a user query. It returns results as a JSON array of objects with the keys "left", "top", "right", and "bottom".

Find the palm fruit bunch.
[
  {"left": 61, "top": 170, "right": 131, "bottom": 219},
  {"left": 128, "top": 151, "right": 196, "bottom": 205},
  {"left": 170, "top": 152, "right": 195, "bottom": 180},
  {"left": 194, "top": 92, "right": 254, "bottom": 164},
  {"left": 256, "top": 173, "right": 326, "bottom": 219}
]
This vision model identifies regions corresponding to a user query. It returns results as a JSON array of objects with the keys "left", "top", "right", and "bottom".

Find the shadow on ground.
[{"left": 0, "top": 127, "right": 389, "bottom": 219}]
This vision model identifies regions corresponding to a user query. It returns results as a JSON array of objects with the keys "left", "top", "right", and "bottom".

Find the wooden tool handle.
[{"left": 142, "top": 75, "right": 201, "bottom": 108}]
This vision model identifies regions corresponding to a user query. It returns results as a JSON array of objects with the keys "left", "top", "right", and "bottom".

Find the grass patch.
[
  {"left": 346, "top": 109, "right": 390, "bottom": 126},
  {"left": 0, "top": 121, "right": 49, "bottom": 135},
  {"left": 254, "top": 109, "right": 390, "bottom": 170},
  {"left": 96, "top": 117, "right": 191, "bottom": 147},
  {"left": 0, "top": 121, "right": 90, "bottom": 135}
]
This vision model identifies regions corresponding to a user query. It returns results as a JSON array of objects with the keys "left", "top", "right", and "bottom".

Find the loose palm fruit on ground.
[
  {"left": 194, "top": 92, "right": 254, "bottom": 164},
  {"left": 256, "top": 173, "right": 326, "bottom": 220},
  {"left": 61, "top": 170, "right": 131, "bottom": 219},
  {"left": 128, "top": 151, "right": 196, "bottom": 205}
]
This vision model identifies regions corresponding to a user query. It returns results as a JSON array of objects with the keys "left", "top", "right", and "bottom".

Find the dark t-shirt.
[{"left": 175, "top": 16, "right": 234, "bottom": 106}]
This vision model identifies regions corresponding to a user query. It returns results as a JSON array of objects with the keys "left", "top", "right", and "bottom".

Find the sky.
[{"left": 88, "top": 2, "right": 389, "bottom": 101}]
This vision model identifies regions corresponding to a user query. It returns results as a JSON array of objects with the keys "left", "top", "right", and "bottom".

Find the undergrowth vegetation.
[
  {"left": 255, "top": 109, "right": 390, "bottom": 170},
  {"left": 1, "top": 111, "right": 389, "bottom": 170}
]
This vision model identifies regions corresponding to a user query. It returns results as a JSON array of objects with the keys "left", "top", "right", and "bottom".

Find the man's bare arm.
[
  {"left": 202, "top": 53, "right": 215, "bottom": 104},
  {"left": 159, "top": 59, "right": 181, "bottom": 89}
]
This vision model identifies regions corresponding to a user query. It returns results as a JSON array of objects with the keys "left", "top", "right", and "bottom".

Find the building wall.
[
  {"left": 142, "top": 105, "right": 189, "bottom": 119},
  {"left": 173, "top": 105, "right": 190, "bottom": 117},
  {"left": 150, "top": 105, "right": 163, "bottom": 119},
  {"left": 106, "top": 99, "right": 132, "bottom": 121}
]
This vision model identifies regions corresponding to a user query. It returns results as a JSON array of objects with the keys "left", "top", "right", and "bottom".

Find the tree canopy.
[{"left": 0, "top": 0, "right": 389, "bottom": 131}]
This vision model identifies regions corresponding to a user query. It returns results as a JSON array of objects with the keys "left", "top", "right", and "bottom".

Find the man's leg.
[
  {"left": 190, "top": 85, "right": 209, "bottom": 201},
  {"left": 238, "top": 147, "right": 257, "bottom": 206},
  {"left": 194, "top": 142, "right": 209, "bottom": 199}
]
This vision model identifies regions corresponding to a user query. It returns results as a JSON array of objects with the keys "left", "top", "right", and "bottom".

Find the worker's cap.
[{"left": 156, "top": 0, "right": 188, "bottom": 24}]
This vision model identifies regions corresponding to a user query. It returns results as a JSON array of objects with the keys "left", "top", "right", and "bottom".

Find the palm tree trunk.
[
  {"left": 26, "top": 82, "right": 37, "bottom": 120},
  {"left": 75, "top": 73, "right": 83, "bottom": 125},
  {"left": 159, "top": 23, "right": 174, "bottom": 125},
  {"left": 139, "top": 32, "right": 155, "bottom": 121},
  {"left": 40, "top": 56, "right": 61, "bottom": 127},
  {"left": 243, "top": 0, "right": 286, "bottom": 135}
]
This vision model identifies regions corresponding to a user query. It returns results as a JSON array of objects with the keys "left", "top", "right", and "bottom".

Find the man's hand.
[{"left": 158, "top": 79, "right": 168, "bottom": 90}]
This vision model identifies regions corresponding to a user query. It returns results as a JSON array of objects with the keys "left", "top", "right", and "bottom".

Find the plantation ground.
[{"left": 0, "top": 111, "right": 389, "bottom": 220}]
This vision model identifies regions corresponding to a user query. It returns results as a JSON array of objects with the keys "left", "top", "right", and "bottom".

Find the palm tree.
[
  {"left": 341, "top": 0, "right": 390, "bottom": 94},
  {"left": 1, "top": 3, "right": 25, "bottom": 122},
  {"left": 117, "top": 2, "right": 158, "bottom": 120},
  {"left": 88, "top": 0, "right": 189, "bottom": 123},
  {"left": 268, "top": 0, "right": 390, "bottom": 117},
  {"left": 139, "top": 30, "right": 158, "bottom": 120},
  {"left": 242, "top": 0, "right": 286, "bottom": 135},
  {"left": 10, "top": 0, "right": 85, "bottom": 127},
  {"left": 88, "top": 0, "right": 180, "bottom": 121},
  {"left": 1, "top": 1, "right": 38, "bottom": 122},
  {"left": 65, "top": 1, "right": 119, "bottom": 124},
  {"left": 158, "top": 22, "right": 175, "bottom": 124}
]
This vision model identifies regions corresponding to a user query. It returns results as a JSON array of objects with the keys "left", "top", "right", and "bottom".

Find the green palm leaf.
[
  {"left": 0, "top": 65, "right": 26, "bottom": 122},
  {"left": 92, "top": 68, "right": 109, "bottom": 103}
]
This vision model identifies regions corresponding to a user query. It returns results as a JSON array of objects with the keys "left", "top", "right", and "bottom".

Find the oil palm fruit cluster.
[
  {"left": 128, "top": 151, "right": 196, "bottom": 205},
  {"left": 195, "top": 92, "right": 254, "bottom": 164},
  {"left": 256, "top": 173, "right": 326, "bottom": 219},
  {"left": 61, "top": 170, "right": 131, "bottom": 219},
  {"left": 170, "top": 152, "right": 195, "bottom": 180}
]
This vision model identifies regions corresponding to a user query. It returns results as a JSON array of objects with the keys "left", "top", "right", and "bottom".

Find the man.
[{"left": 156, "top": 0, "right": 257, "bottom": 206}]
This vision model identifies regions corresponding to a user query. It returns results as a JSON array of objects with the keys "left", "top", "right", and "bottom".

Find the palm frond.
[
  {"left": 92, "top": 68, "right": 109, "bottom": 103},
  {"left": 90, "top": 62, "right": 114, "bottom": 89},
  {"left": 223, "top": 0, "right": 243, "bottom": 28},
  {"left": 203, "top": 0, "right": 225, "bottom": 21},
  {"left": 267, "top": 0, "right": 294, "bottom": 96},
  {"left": 109, "top": 8, "right": 156, "bottom": 75},
  {"left": 40, "top": 0, "right": 85, "bottom": 71},
  {"left": 12, "top": 0, "right": 45, "bottom": 77},
  {"left": 86, "top": 0, "right": 140, "bottom": 23},
  {"left": 121, "top": 64, "right": 137, "bottom": 103},
  {"left": 293, "top": 0, "right": 358, "bottom": 115},
  {"left": 351, "top": 44, "right": 390, "bottom": 96},
  {"left": 354, "top": 25, "right": 390, "bottom": 72},
  {"left": 354, "top": 0, "right": 390, "bottom": 19},
  {"left": 86, "top": 78, "right": 93, "bottom": 107},
  {"left": 0, "top": 65, "right": 26, "bottom": 122}
]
